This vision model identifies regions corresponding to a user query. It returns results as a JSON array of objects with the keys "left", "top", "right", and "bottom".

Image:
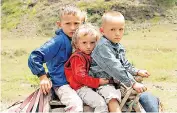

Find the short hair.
[
  {"left": 72, "top": 23, "right": 100, "bottom": 49},
  {"left": 101, "top": 11, "right": 125, "bottom": 26},
  {"left": 59, "top": 5, "right": 83, "bottom": 21}
]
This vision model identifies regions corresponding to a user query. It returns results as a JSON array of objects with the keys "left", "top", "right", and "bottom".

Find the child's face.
[
  {"left": 101, "top": 17, "right": 125, "bottom": 43},
  {"left": 58, "top": 14, "right": 82, "bottom": 38},
  {"left": 76, "top": 35, "right": 97, "bottom": 55}
]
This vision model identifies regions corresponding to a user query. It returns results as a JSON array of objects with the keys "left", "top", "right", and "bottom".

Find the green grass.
[
  {"left": 2, "top": 1, "right": 27, "bottom": 30},
  {"left": 77, "top": 0, "right": 116, "bottom": 25},
  {"left": 155, "top": 0, "right": 177, "bottom": 7},
  {"left": 1, "top": 0, "right": 39, "bottom": 30}
]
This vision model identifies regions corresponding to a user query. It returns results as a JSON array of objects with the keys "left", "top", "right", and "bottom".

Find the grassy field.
[
  {"left": 122, "top": 23, "right": 177, "bottom": 111},
  {"left": 1, "top": 23, "right": 177, "bottom": 111}
]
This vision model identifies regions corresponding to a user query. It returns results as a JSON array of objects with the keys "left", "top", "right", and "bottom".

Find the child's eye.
[
  {"left": 91, "top": 42, "right": 95, "bottom": 44},
  {"left": 111, "top": 28, "right": 115, "bottom": 31},
  {"left": 82, "top": 42, "right": 86, "bottom": 44},
  {"left": 74, "top": 22, "right": 79, "bottom": 25},
  {"left": 66, "top": 23, "right": 70, "bottom": 25},
  {"left": 119, "top": 28, "right": 124, "bottom": 31}
]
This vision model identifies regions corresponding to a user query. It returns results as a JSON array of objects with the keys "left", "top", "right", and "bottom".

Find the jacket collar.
[
  {"left": 75, "top": 50, "right": 91, "bottom": 59},
  {"left": 102, "top": 35, "right": 119, "bottom": 47},
  {"left": 55, "top": 29, "right": 72, "bottom": 41}
]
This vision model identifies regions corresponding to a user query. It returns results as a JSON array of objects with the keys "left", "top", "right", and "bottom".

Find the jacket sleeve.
[
  {"left": 92, "top": 44, "right": 136, "bottom": 87},
  {"left": 120, "top": 47, "right": 139, "bottom": 76},
  {"left": 28, "top": 37, "right": 62, "bottom": 77},
  {"left": 70, "top": 56, "right": 100, "bottom": 88}
]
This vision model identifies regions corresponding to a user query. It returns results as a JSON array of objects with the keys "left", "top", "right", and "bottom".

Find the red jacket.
[{"left": 64, "top": 51, "right": 99, "bottom": 90}]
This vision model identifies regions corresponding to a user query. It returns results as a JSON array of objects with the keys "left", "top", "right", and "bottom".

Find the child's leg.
[
  {"left": 108, "top": 98, "right": 121, "bottom": 112},
  {"left": 139, "top": 92, "right": 159, "bottom": 112},
  {"left": 77, "top": 86, "right": 108, "bottom": 113},
  {"left": 54, "top": 84, "right": 83, "bottom": 112},
  {"left": 97, "top": 84, "right": 122, "bottom": 112}
]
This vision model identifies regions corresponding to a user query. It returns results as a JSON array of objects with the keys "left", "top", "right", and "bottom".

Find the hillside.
[{"left": 2, "top": 0, "right": 177, "bottom": 37}]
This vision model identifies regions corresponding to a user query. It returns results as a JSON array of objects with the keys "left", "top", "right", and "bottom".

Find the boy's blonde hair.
[
  {"left": 72, "top": 23, "right": 100, "bottom": 49},
  {"left": 59, "top": 5, "right": 86, "bottom": 22},
  {"left": 101, "top": 11, "right": 125, "bottom": 26}
]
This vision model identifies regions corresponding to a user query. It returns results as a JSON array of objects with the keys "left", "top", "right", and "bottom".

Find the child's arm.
[
  {"left": 28, "top": 38, "right": 62, "bottom": 94},
  {"left": 119, "top": 46, "right": 139, "bottom": 76},
  {"left": 92, "top": 45, "right": 136, "bottom": 87},
  {"left": 70, "top": 56, "right": 109, "bottom": 88},
  {"left": 132, "top": 82, "right": 147, "bottom": 93},
  {"left": 28, "top": 39, "right": 62, "bottom": 76},
  {"left": 137, "top": 70, "right": 150, "bottom": 78},
  {"left": 99, "top": 78, "right": 110, "bottom": 85},
  {"left": 121, "top": 46, "right": 150, "bottom": 78},
  {"left": 39, "top": 74, "right": 52, "bottom": 95}
]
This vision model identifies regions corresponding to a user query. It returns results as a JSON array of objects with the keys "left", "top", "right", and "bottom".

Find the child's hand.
[
  {"left": 99, "top": 78, "right": 109, "bottom": 85},
  {"left": 39, "top": 74, "right": 52, "bottom": 95},
  {"left": 132, "top": 82, "right": 147, "bottom": 93},
  {"left": 138, "top": 70, "right": 150, "bottom": 78}
]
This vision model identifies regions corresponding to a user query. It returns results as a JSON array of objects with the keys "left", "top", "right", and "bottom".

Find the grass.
[
  {"left": 1, "top": 23, "right": 177, "bottom": 111},
  {"left": 155, "top": 0, "right": 177, "bottom": 7},
  {"left": 1, "top": 37, "right": 49, "bottom": 110},
  {"left": 1, "top": 0, "right": 38, "bottom": 31},
  {"left": 2, "top": 1, "right": 28, "bottom": 30},
  {"left": 122, "top": 24, "right": 177, "bottom": 82},
  {"left": 121, "top": 23, "right": 177, "bottom": 111}
]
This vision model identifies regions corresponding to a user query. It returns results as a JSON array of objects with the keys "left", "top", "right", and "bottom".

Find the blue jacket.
[{"left": 28, "top": 29, "right": 72, "bottom": 87}]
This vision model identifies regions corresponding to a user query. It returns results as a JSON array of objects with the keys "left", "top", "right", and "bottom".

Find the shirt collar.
[{"left": 102, "top": 35, "right": 119, "bottom": 47}]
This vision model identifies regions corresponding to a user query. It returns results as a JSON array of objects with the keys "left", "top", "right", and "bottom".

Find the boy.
[
  {"left": 89, "top": 11, "right": 159, "bottom": 112},
  {"left": 64, "top": 24, "right": 109, "bottom": 113},
  {"left": 28, "top": 6, "right": 85, "bottom": 112}
]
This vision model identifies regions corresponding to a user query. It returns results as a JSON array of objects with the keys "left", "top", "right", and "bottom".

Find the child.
[
  {"left": 64, "top": 24, "right": 109, "bottom": 113},
  {"left": 89, "top": 11, "right": 159, "bottom": 112},
  {"left": 28, "top": 5, "right": 86, "bottom": 112}
]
